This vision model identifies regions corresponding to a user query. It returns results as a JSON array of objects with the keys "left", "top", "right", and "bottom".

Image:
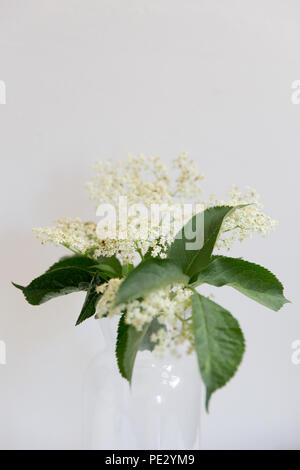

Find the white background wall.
[{"left": 0, "top": 0, "right": 299, "bottom": 450}]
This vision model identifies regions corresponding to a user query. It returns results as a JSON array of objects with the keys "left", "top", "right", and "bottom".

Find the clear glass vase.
[{"left": 83, "top": 318, "right": 202, "bottom": 450}]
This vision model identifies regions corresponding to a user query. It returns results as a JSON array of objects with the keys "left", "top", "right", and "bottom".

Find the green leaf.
[
  {"left": 13, "top": 267, "right": 93, "bottom": 305},
  {"left": 122, "top": 263, "right": 134, "bottom": 277},
  {"left": 51, "top": 254, "right": 122, "bottom": 277},
  {"left": 192, "top": 293, "right": 245, "bottom": 411},
  {"left": 114, "top": 259, "right": 189, "bottom": 306},
  {"left": 139, "top": 317, "right": 165, "bottom": 352},
  {"left": 46, "top": 255, "right": 99, "bottom": 273},
  {"left": 97, "top": 264, "right": 118, "bottom": 277},
  {"left": 96, "top": 271, "right": 111, "bottom": 282},
  {"left": 192, "top": 255, "right": 290, "bottom": 311},
  {"left": 168, "top": 205, "right": 246, "bottom": 277},
  {"left": 75, "top": 275, "right": 102, "bottom": 325},
  {"left": 116, "top": 313, "right": 152, "bottom": 382},
  {"left": 96, "top": 255, "right": 122, "bottom": 277}
]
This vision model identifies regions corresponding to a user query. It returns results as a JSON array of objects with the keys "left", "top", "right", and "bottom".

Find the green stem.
[
  {"left": 62, "top": 243, "right": 82, "bottom": 256},
  {"left": 190, "top": 281, "right": 202, "bottom": 288},
  {"left": 135, "top": 242, "right": 144, "bottom": 261},
  {"left": 175, "top": 313, "right": 192, "bottom": 323}
]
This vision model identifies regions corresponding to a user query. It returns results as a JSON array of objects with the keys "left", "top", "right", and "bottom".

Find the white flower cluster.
[
  {"left": 211, "top": 186, "right": 278, "bottom": 250},
  {"left": 87, "top": 152, "right": 204, "bottom": 206},
  {"left": 34, "top": 153, "right": 205, "bottom": 263},
  {"left": 95, "top": 279, "right": 194, "bottom": 357},
  {"left": 95, "top": 278, "right": 124, "bottom": 318},
  {"left": 173, "top": 153, "right": 205, "bottom": 200},
  {"left": 86, "top": 152, "right": 205, "bottom": 262},
  {"left": 33, "top": 153, "right": 278, "bottom": 262}
]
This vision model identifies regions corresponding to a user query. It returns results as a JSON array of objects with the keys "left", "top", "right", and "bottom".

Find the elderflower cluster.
[
  {"left": 125, "top": 284, "right": 192, "bottom": 332},
  {"left": 87, "top": 152, "right": 204, "bottom": 207},
  {"left": 173, "top": 153, "right": 205, "bottom": 200},
  {"left": 95, "top": 278, "right": 124, "bottom": 318},
  {"left": 95, "top": 279, "right": 194, "bottom": 356},
  {"left": 33, "top": 218, "right": 99, "bottom": 254},
  {"left": 213, "top": 186, "right": 278, "bottom": 250}
]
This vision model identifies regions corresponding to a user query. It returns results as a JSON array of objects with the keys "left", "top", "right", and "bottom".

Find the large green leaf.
[
  {"left": 13, "top": 267, "right": 93, "bottom": 305},
  {"left": 116, "top": 313, "right": 152, "bottom": 382},
  {"left": 192, "top": 293, "right": 245, "bottom": 411},
  {"left": 167, "top": 205, "right": 246, "bottom": 277},
  {"left": 192, "top": 256, "right": 289, "bottom": 311},
  {"left": 115, "top": 259, "right": 189, "bottom": 306},
  {"left": 75, "top": 275, "right": 102, "bottom": 325}
]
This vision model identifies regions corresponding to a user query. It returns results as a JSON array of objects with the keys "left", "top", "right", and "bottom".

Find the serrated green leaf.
[
  {"left": 13, "top": 267, "right": 93, "bottom": 305},
  {"left": 168, "top": 205, "right": 246, "bottom": 276},
  {"left": 192, "top": 256, "right": 290, "bottom": 311},
  {"left": 192, "top": 293, "right": 245, "bottom": 411},
  {"left": 75, "top": 275, "right": 102, "bottom": 325},
  {"left": 114, "top": 259, "right": 189, "bottom": 306},
  {"left": 116, "top": 313, "right": 152, "bottom": 382}
]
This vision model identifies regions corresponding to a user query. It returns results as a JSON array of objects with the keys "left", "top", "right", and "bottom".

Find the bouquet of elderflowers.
[{"left": 14, "top": 153, "right": 289, "bottom": 409}]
